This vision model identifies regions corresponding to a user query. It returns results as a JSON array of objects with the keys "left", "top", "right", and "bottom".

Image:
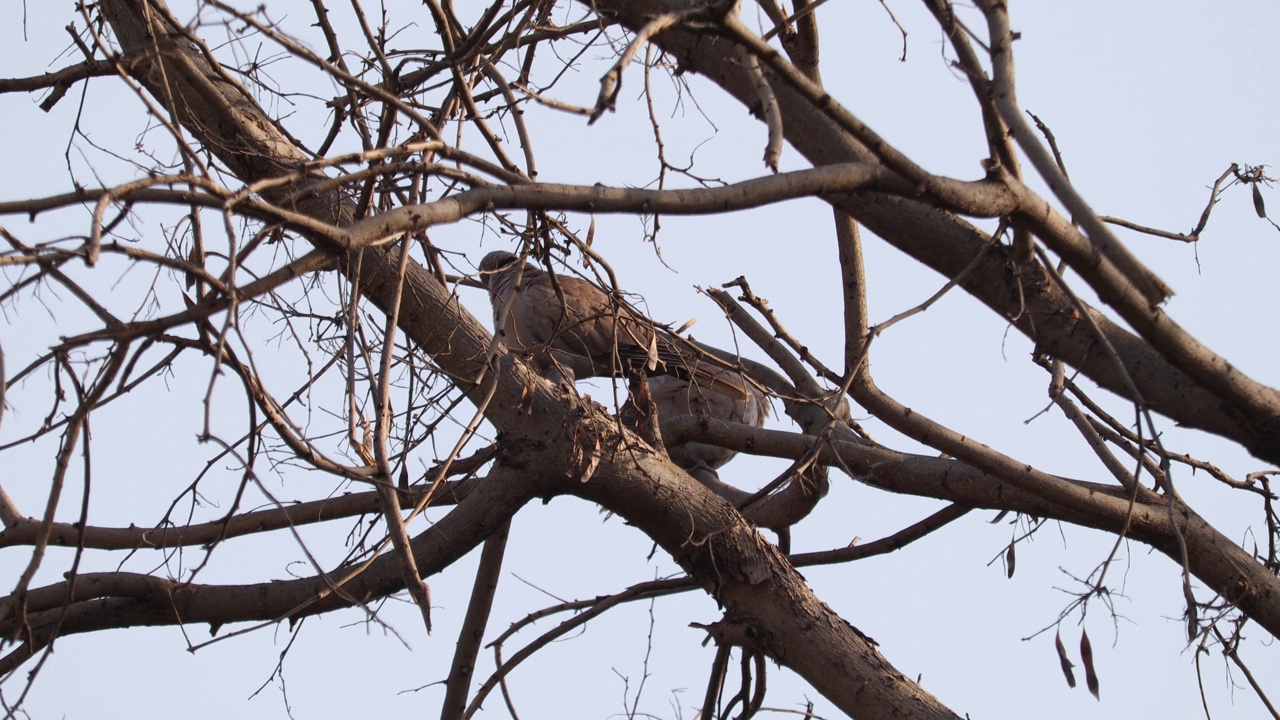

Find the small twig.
[
  {"left": 372, "top": 234, "right": 434, "bottom": 633},
  {"left": 974, "top": 0, "right": 1172, "bottom": 306},
  {"left": 1189, "top": 165, "right": 1241, "bottom": 240},
  {"left": 591, "top": 11, "right": 698, "bottom": 124},
  {"left": 701, "top": 643, "right": 732, "bottom": 719},
  {"left": 0, "top": 341, "right": 5, "bottom": 432},
  {"left": 868, "top": 241, "right": 993, "bottom": 339},
  {"left": 1099, "top": 216, "right": 1197, "bottom": 243},
  {"left": 720, "top": 278, "right": 839, "bottom": 384},
  {"left": 1212, "top": 625, "right": 1280, "bottom": 719},
  {"left": 511, "top": 82, "right": 594, "bottom": 117},
  {"left": 624, "top": 597, "right": 658, "bottom": 718},
  {"left": 743, "top": 54, "right": 783, "bottom": 172},
  {"left": 1026, "top": 111, "right": 1069, "bottom": 178},
  {"left": 1065, "top": 378, "right": 1271, "bottom": 497},
  {"left": 760, "top": 0, "right": 836, "bottom": 42},
  {"left": 464, "top": 576, "right": 683, "bottom": 718},
  {"left": 877, "top": 0, "right": 908, "bottom": 61},
  {"left": 1033, "top": 244, "right": 1199, "bottom": 639},
  {"left": 1044, "top": 360, "right": 1152, "bottom": 498},
  {"left": 789, "top": 504, "right": 970, "bottom": 566}
]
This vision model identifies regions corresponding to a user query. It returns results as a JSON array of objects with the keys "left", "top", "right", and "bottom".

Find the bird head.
[{"left": 478, "top": 250, "right": 520, "bottom": 290}]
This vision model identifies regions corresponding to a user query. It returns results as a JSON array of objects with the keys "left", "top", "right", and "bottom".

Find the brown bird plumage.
[
  {"left": 479, "top": 249, "right": 767, "bottom": 481},
  {"left": 647, "top": 374, "right": 769, "bottom": 482},
  {"left": 478, "top": 250, "right": 746, "bottom": 399}
]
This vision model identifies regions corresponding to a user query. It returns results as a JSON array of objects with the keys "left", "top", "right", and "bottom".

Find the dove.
[
  {"left": 478, "top": 250, "right": 747, "bottom": 399},
  {"left": 647, "top": 373, "right": 769, "bottom": 482}
]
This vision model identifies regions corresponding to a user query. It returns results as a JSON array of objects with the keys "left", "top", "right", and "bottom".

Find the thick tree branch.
[
  {"left": 0, "top": 480, "right": 477, "bottom": 551},
  {"left": 85, "top": 2, "right": 961, "bottom": 717},
  {"left": 587, "top": 0, "right": 1280, "bottom": 465},
  {"left": 0, "top": 470, "right": 533, "bottom": 675},
  {"left": 1, "top": 3, "right": 1259, "bottom": 718}
]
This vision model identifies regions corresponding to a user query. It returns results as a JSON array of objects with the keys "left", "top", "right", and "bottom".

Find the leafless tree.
[{"left": 1, "top": 1, "right": 1278, "bottom": 718}]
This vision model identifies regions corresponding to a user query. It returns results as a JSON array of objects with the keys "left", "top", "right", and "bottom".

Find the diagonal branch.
[{"left": 586, "top": 0, "right": 1280, "bottom": 466}]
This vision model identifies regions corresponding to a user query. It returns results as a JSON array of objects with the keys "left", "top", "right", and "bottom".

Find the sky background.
[{"left": 2, "top": 1, "right": 1279, "bottom": 719}]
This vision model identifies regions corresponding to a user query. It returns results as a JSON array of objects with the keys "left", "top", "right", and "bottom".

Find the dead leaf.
[
  {"left": 1080, "top": 628, "right": 1099, "bottom": 699},
  {"left": 186, "top": 244, "right": 202, "bottom": 290},
  {"left": 1185, "top": 585, "right": 1199, "bottom": 642},
  {"left": 1054, "top": 629, "right": 1076, "bottom": 689},
  {"left": 579, "top": 434, "right": 601, "bottom": 482},
  {"left": 520, "top": 382, "right": 535, "bottom": 414}
]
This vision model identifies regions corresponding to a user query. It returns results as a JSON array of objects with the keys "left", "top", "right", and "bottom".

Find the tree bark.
[
  {"left": 83, "top": 1, "right": 964, "bottom": 717},
  {"left": 585, "top": 0, "right": 1280, "bottom": 465}
]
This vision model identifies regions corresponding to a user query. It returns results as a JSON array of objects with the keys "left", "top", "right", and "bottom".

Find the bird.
[
  {"left": 477, "top": 250, "right": 747, "bottom": 400},
  {"left": 647, "top": 373, "right": 770, "bottom": 483}
]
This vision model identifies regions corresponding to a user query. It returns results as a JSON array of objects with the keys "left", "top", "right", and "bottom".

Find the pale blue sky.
[{"left": 2, "top": 2, "right": 1278, "bottom": 718}]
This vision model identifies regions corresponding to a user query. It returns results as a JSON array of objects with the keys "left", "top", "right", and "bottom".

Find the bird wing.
[{"left": 649, "top": 372, "right": 767, "bottom": 472}]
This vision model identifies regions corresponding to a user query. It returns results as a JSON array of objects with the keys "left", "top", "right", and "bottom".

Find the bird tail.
[{"left": 615, "top": 342, "right": 750, "bottom": 401}]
